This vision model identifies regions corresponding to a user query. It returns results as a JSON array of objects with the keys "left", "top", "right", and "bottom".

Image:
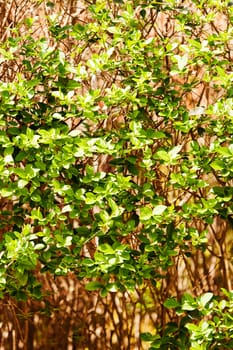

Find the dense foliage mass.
[{"left": 1, "top": 0, "right": 233, "bottom": 348}]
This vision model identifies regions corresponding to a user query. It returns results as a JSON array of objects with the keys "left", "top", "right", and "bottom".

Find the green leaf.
[
  {"left": 34, "top": 243, "right": 45, "bottom": 250},
  {"left": 152, "top": 205, "right": 167, "bottom": 216},
  {"left": 98, "top": 244, "right": 115, "bottom": 255},
  {"left": 174, "top": 54, "right": 189, "bottom": 71},
  {"left": 85, "top": 192, "right": 97, "bottom": 205},
  {"left": 182, "top": 294, "right": 197, "bottom": 311},
  {"left": 139, "top": 207, "right": 153, "bottom": 221},
  {"left": 140, "top": 332, "right": 158, "bottom": 342},
  {"left": 85, "top": 281, "right": 103, "bottom": 291},
  {"left": 210, "top": 159, "right": 225, "bottom": 171},
  {"left": 18, "top": 179, "right": 28, "bottom": 189},
  {"left": 156, "top": 150, "right": 170, "bottom": 162},
  {"left": 164, "top": 297, "right": 180, "bottom": 309},
  {"left": 185, "top": 323, "right": 199, "bottom": 332},
  {"left": 199, "top": 292, "right": 213, "bottom": 308},
  {"left": 169, "top": 145, "right": 182, "bottom": 160}
]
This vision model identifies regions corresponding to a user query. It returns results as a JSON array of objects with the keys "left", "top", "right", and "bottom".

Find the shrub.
[{"left": 0, "top": 0, "right": 233, "bottom": 348}]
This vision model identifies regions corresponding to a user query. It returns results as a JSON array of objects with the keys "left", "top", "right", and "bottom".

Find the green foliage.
[
  {"left": 143, "top": 290, "right": 233, "bottom": 349},
  {"left": 0, "top": 0, "right": 233, "bottom": 347}
]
